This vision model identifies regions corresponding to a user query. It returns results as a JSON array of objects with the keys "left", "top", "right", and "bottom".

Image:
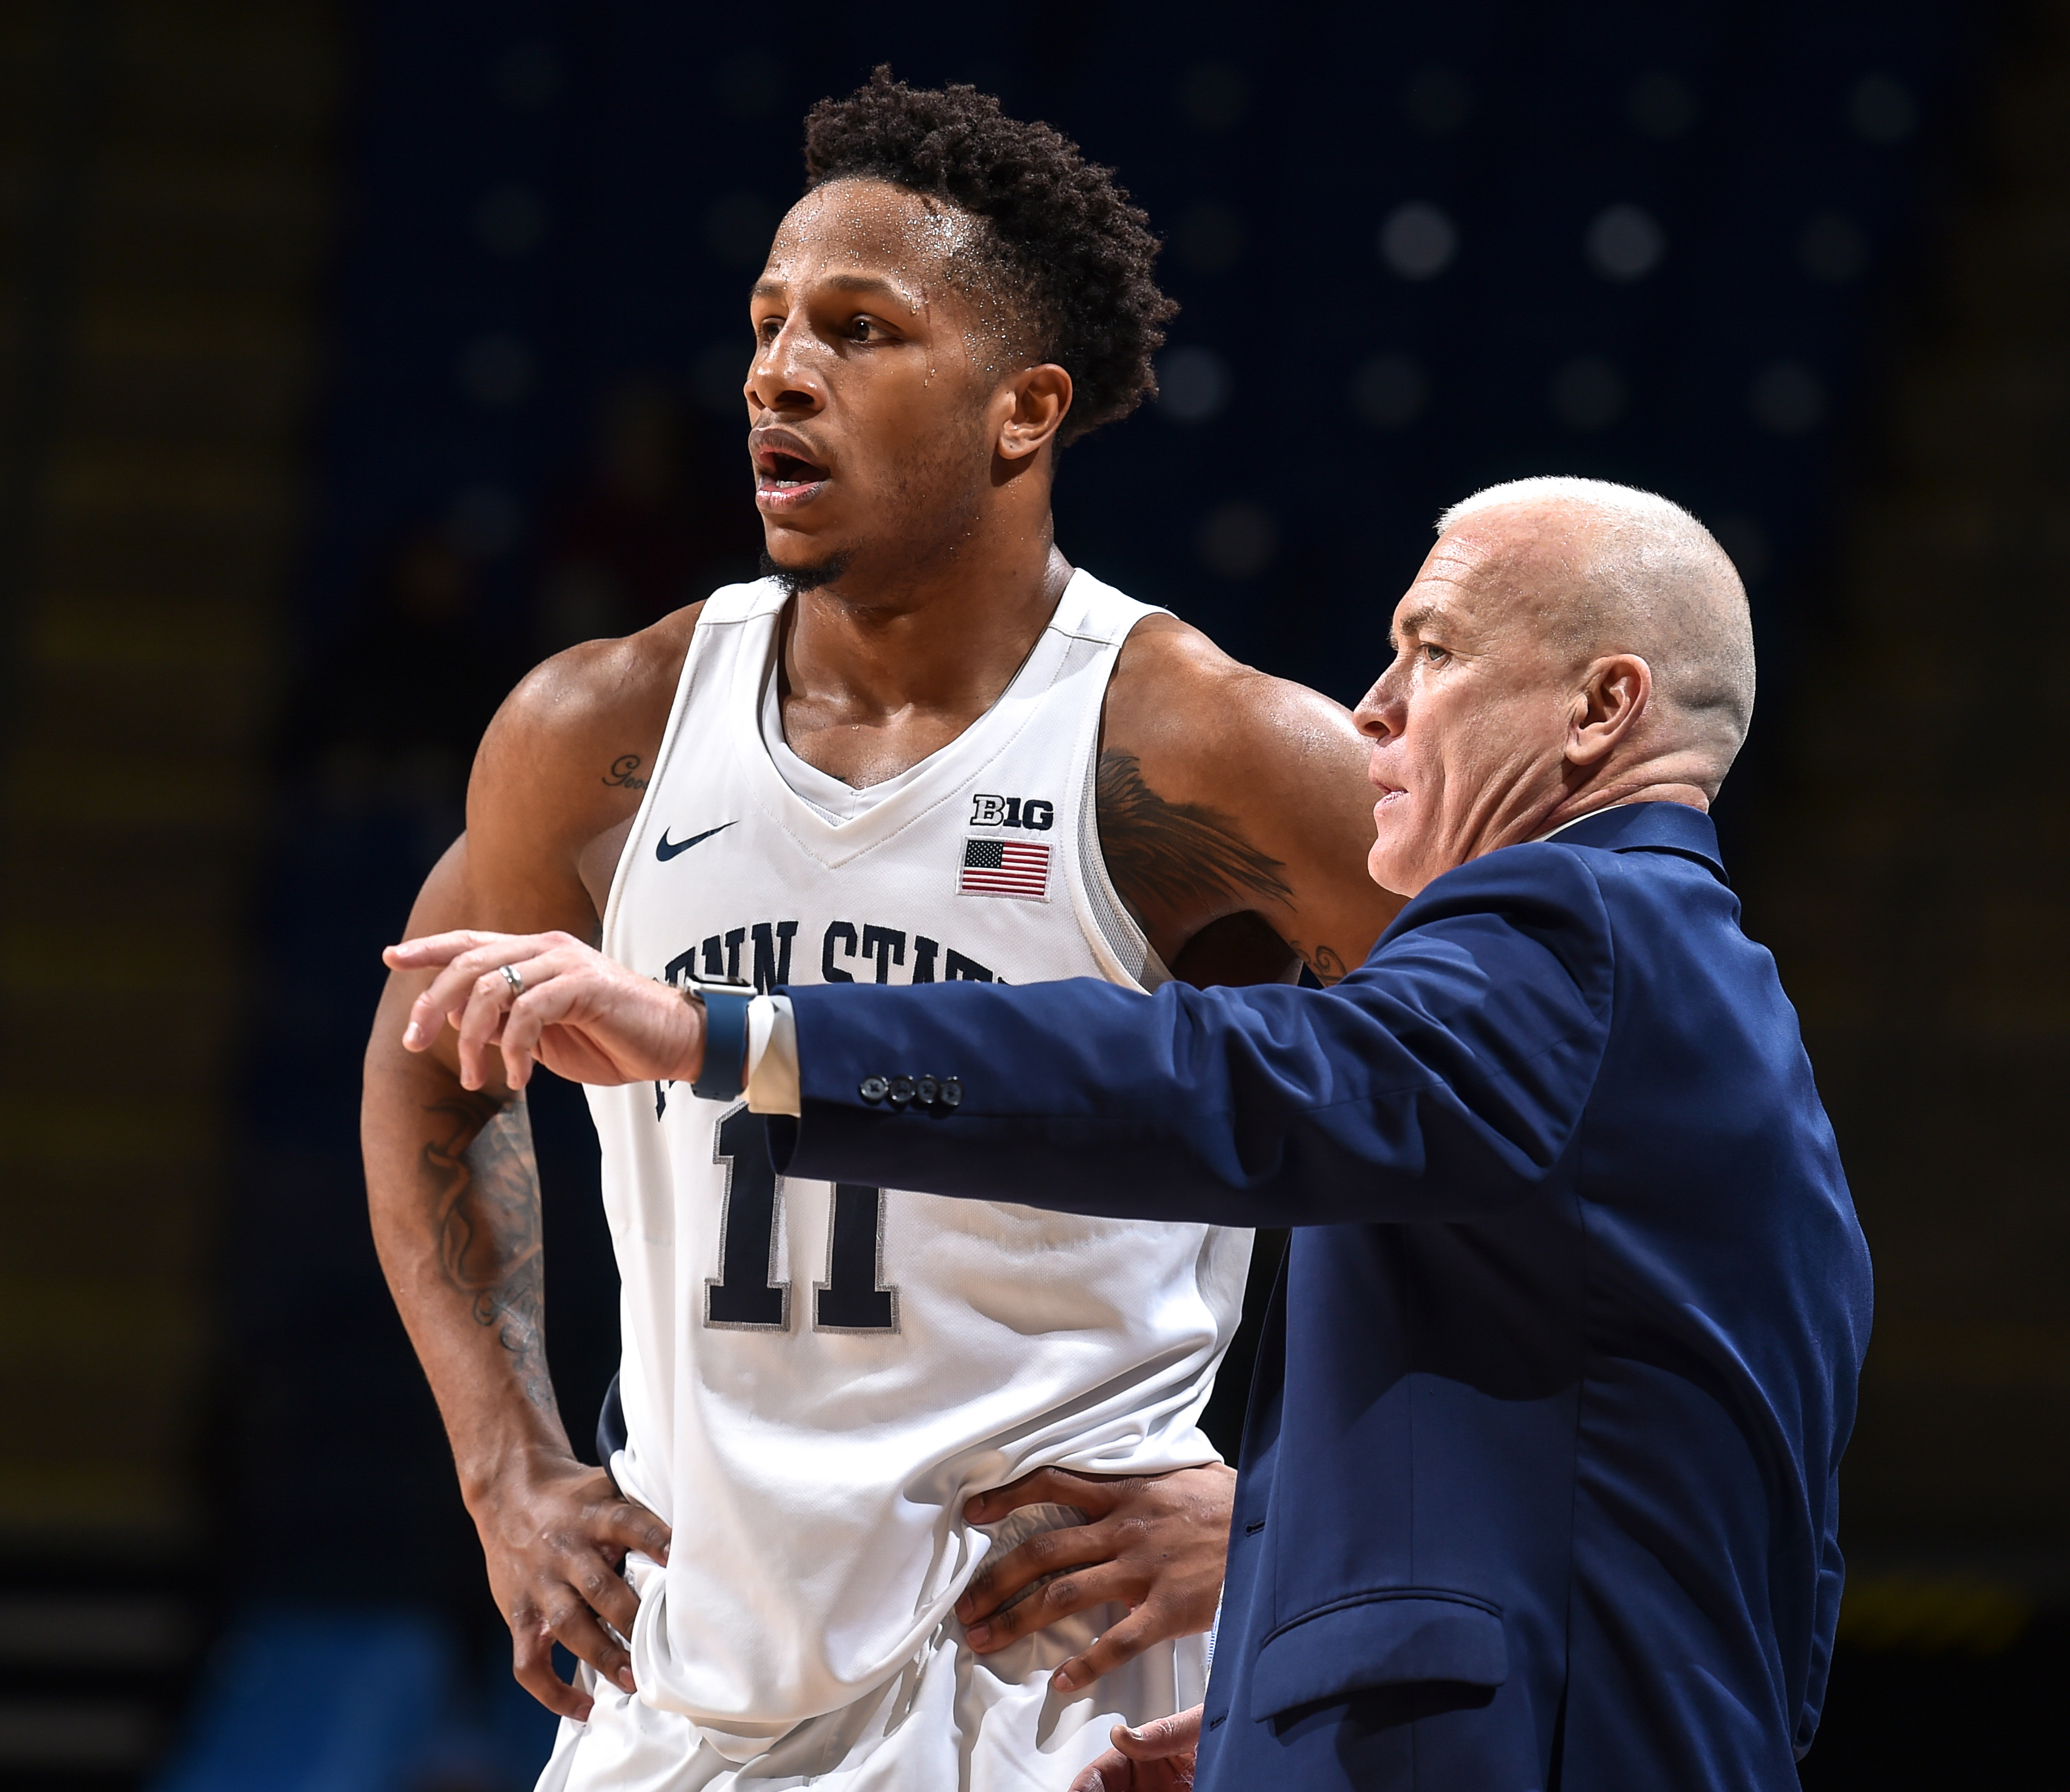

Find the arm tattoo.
[
  {"left": 1096, "top": 749, "right": 1293, "bottom": 916},
  {"left": 421, "top": 1091, "right": 559, "bottom": 1417},
  {"left": 1286, "top": 939, "right": 1350, "bottom": 984},
  {"left": 603, "top": 753, "right": 648, "bottom": 790}
]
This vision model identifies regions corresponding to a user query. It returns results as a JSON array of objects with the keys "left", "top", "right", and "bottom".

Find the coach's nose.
[{"left": 1352, "top": 661, "right": 1408, "bottom": 742}]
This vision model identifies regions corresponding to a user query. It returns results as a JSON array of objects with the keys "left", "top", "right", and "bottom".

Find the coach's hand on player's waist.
[
  {"left": 386, "top": 928, "right": 709, "bottom": 1092},
  {"left": 955, "top": 1463, "right": 1236, "bottom": 1693}
]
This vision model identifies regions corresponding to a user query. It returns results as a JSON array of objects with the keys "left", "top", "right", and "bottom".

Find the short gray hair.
[{"left": 1437, "top": 476, "right": 1756, "bottom": 750}]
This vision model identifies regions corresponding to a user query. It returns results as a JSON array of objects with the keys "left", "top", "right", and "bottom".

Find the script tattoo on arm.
[
  {"left": 603, "top": 754, "right": 648, "bottom": 790},
  {"left": 1096, "top": 749, "right": 1294, "bottom": 915},
  {"left": 421, "top": 1091, "right": 559, "bottom": 1417}
]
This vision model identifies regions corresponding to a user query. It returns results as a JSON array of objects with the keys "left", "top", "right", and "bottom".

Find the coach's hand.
[
  {"left": 386, "top": 929, "right": 706, "bottom": 1093},
  {"left": 1071, "top": 1706, "right": 1202, "bottom": 1791},
  {"left": 473, "top": 1448, "right": 673, "bottom": 1720},
  {"left": 956, "top": 1463, "right": 1235, "bottom": 1692}
]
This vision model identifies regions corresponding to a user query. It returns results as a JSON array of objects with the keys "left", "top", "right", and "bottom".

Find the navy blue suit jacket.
[{"left": 775, "top": 803, "right": 1871, "bottom": 1792}]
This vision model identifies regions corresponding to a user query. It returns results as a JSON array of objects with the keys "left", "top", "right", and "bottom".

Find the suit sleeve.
[{"left": 775, "top": 842, "right": 1617, "bottom": 1228}]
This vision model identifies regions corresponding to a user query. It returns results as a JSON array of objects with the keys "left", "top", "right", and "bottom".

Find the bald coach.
[{"left": 399, "top": 479, "right": 1872, "bottom": 1792}]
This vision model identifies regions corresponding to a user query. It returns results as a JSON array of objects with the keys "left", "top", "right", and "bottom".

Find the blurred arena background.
[{"left": 1, "top": 1, "right": 2065, "bottom": 1785}]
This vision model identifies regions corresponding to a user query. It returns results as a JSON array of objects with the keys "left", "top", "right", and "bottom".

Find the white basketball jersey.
[{"left": 586, "top": 570, "right": 1252, "bottom": 1747}]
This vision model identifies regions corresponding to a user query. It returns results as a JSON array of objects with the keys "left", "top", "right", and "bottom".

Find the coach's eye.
[{"left": 1424, "top": 642, "right": 1450, "bottom": 664}]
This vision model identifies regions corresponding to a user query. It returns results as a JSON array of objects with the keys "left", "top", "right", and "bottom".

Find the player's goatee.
[{"left": 760, "top": 547, "right": 850, "bottom": 595}]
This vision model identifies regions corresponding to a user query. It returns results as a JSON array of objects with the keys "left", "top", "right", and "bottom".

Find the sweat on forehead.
[{"left": 772, "top": 178, "right": 1046, "bottom": 362}]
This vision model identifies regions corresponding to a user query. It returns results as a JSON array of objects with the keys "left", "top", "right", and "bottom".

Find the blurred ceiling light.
[
  {"left": 1750, "top": 361, "right": 1828, "bottom": 434},
  {"left": 1550, "top": 355, "right": 1628, "bottom": 430},
  {"left": 1381, "top": 203, "right": 1458, "bottom": 280},
  {"left": 714, "top": 50, "right": 783, "bottom": 119},
  {"left": 1353, "top": 354, "right": 1429, "bottom": 428},
  {"left": 1585, "top": 204, "right": 1666, "bottom": 281},
  {"left": 473, "top": 185, "right": 547, "bottom": 257},
  {"left": 1627, "top": 70, "right": 1700, "bottom": 140},
  {"left": 1798, "top": 211, "right": 1868, "bottom": 282},
  {"left": 1173, "top": 202, "right": 1247, "bottom": 273},
  {"left": 1197, "top": 501, "right": 1279, "bottom": 581},
  {"left": 1402, "top": 67, "right": 1474, "bottom": 136},
  {"left": 491, "top": 40, "right": 561, "bottom": 112},
  {"left": 706, "top": 192, "right": 779, "bottom": 267},
  {"left": 1179, "top": 63, "right": 1250, "bottom": 131},
  {"left": 457, "top": 333, "right": 534, "bottom": 407},
  {"left": 1850, "top": 73, "right": 1919, "bottom": 144},
  {"left": 1158, "top": 346, "right": 1233, "bottom": 424}
]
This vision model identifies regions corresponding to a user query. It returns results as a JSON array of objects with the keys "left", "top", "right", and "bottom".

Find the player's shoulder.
[
  {"left": 467, "top": 600, "right": 706, "bottom": 853},
  {"left": 1106, "top": 609, "right": 1361, "bottom": 783},
  {"left": 485, "top": 600, "right": 704, "bottom": 762}
]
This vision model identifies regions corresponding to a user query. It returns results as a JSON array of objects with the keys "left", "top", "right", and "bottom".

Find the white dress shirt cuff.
[{"left": 744, "top": 994, "right": 801, "bottom": 1116}]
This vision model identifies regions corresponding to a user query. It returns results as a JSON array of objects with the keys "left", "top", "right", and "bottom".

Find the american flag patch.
[{"left": 960, "top": 837, "right": 1051, "bottom": 899}]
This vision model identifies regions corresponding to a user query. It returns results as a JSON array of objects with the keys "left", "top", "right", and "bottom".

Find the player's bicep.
[
  {"left": 1274, "top": 752, "right": 1404, "bottom": 980},
  {"left": 404, "top": 831, "right": 473, "bottom": 937},
  {"left": 462, "top": 694, "right": 601, "bottom": 932},
  {"left": 1224, "top": 685, "right": 1402, "bottom": 979},
  {"left": 370, "top": 834, "right": 480, "bottom": 1086}
]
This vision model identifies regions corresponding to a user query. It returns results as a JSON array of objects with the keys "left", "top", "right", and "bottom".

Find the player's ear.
[{"left": 997, "top": 364, "right": 1072, "bottom": 462}]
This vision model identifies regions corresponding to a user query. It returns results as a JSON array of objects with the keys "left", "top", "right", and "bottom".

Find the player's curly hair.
[{"left": 802, "top": 67, "right": 1175, "bottom": 445}]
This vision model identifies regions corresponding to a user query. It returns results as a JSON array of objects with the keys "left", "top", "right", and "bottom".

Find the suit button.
[
  {"left": 859, "top": 1075, "right": 890, "bottom": 1103},
  {"left": 887, "top": 1075, "right": 916, "bottom": 1108},
  {"left": 938, "top": 1078, "right": 962, "bottom": 1110},
  {"left": 914, "top": 1076, "right": 940, "bottom": 1107}
]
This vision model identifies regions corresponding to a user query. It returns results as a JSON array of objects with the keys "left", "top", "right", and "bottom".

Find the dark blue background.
[{"left": 209, "top": 4, "right": 1979, "bottom": 1779}]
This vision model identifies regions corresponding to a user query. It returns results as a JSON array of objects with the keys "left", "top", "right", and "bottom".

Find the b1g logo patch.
[{"left": 969, "top": 794, "right": 1055, "bottom": 830}]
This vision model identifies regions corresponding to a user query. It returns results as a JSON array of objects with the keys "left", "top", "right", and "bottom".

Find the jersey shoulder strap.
[
  {"left": 1050, "top": 568, "right": 1165, "bottom": 649},
  {"left": 691, "top": 575, "right": 785, "bottom": 630}
]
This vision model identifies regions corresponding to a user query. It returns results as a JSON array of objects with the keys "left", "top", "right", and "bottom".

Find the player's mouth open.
[{"left": 755, "top": 449, "right": 830, "bottom": 510}]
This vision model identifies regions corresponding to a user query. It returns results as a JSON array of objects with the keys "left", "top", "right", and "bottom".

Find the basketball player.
[{"left": 366, "top": 72, "right": 1401, "bottom": 1789}]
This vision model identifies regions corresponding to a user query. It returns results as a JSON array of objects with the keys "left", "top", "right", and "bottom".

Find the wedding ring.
[{"left": 500, "top": 964, "right": 525, "bottom": 998}]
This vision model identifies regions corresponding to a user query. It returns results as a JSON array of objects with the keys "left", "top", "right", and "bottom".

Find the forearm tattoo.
[
  {"left": 1095, "top": 749, "right": 1293, "bottom": 915},
  {"left": 421, "top": 1091, "right": 558, "bottom": 1416}
]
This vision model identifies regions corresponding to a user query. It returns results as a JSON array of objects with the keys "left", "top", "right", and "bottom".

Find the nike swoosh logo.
[{"left": 656, "top": 821, "right": 737, "bottom": 861}]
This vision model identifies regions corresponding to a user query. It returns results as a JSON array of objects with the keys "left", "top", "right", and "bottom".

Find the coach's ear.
[{"left": 997, "top": 364, "right": 1072, "bottom": 464}]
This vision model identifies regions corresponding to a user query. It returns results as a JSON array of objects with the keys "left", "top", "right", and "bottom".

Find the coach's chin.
[{"left": 768, "top": 478, "right": 1870, "bottom": 1792}]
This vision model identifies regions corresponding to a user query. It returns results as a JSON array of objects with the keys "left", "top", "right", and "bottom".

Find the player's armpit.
[{"left": 955, "top": 1463, "right": 1235, "bottom": 1692}]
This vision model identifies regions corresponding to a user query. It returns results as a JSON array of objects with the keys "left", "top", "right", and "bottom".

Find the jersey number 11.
[{"left": 706, "top": 1105, "right": 899, "bottom": 1334}]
